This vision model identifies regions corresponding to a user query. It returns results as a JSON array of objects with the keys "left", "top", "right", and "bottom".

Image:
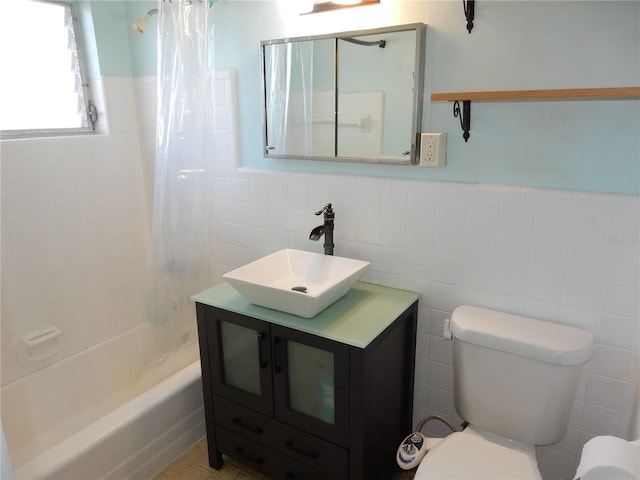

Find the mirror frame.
[{"left": 260, "top": 23, "right": 427, "bottom": 165}]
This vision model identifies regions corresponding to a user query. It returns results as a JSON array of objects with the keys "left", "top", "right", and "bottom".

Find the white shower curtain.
[{"left": 147, "top": 0, "right": 216, "bottom": 363}]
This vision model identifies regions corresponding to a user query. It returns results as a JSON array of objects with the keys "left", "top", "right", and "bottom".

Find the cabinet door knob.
[
  {"left": 257, "top": 332, "right": 268, "bottom": 368},
  {"left": 274, "top": 336, "right": 283, "bottom": 373}
]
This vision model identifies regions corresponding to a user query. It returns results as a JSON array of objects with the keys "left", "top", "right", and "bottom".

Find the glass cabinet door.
[
  {"left": 272, "top": 325, "right": 349, "bottom": 446},
  {"left": 287, "top": 341, "right": 336, "bottom": 424},
  {"left": 208, "top": 309, "right": 274, "bottom": 416}
]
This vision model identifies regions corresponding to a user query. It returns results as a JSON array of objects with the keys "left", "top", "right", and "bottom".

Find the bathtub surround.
[
  {"left": 1, "top": 75, "right": 150, "bottom": 386},
  {"left": 1, "top": 68, "right": 239, "bottom": 478}
]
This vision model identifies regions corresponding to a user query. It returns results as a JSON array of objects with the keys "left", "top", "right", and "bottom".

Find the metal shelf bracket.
[
  {"left": 463, "top": 0, "right": 475, "bottom": 33},
  {"left": 453, "top": 100, "right": 471, "bottom": 142}
]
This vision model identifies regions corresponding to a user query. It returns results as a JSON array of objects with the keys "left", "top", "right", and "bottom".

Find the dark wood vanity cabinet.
[{"left": 194, "top": 282, "right": 418, "bottom": 480}]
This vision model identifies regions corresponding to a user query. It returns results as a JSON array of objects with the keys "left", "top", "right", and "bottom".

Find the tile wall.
[
  {"left": 1, "top": 76, "right": 151, "bottom": 385},
  {"left": 208, "top": 170, "right": 639, "bottom": 480}
]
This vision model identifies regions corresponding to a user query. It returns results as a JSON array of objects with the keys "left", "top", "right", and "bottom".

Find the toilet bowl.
[
  {"left": 414, "top": 426, "right": 541, "bottom": 480},
  {"left": 413, "top": 305, "right": 594, "bottom": 480}
]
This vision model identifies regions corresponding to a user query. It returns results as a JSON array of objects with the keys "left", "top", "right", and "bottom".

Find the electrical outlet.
[{"left": 420, "top": 133, "right": 446, "bottom": 168}]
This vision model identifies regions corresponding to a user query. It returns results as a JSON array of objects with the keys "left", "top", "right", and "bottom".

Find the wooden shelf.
[
  {"left": 430, "top": 87, "right": 640, "bottom": 142},
  {"left": 431, "top": 87, "right": 640, "bottom": 102}
]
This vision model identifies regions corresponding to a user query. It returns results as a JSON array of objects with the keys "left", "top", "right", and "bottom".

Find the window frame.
[{"left": 0, "top": 0, "right": 97, "bottom": 140}]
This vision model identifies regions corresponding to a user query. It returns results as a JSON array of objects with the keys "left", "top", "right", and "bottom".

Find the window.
[{"left": 0, "top": 0, "right": 97, "bottom": 138}]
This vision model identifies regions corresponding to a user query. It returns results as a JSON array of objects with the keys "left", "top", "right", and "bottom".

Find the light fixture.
[
  {"left": 300, "top": 0, "right": 379, "bottom": 15},
  {"left": 132, "top": 8, "right": 158, "bottom": 34},
  {"left": 297, "top": 0, "right": 315, "bottom": 14}
]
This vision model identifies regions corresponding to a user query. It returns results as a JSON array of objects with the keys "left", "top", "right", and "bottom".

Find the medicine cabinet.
[{"left": 260, "top": 23, "right": 426, "bottom": 165}]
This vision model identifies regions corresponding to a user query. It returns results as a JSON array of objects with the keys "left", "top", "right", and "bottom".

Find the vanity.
[{"left": 193, "top": 281, "right": 419, "bottom": 480}]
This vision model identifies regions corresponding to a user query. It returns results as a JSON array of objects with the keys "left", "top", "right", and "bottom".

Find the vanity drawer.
[
  {"left": 214, "top": 396, "right": 348, "bottom": 479},
  {"left": 217, "top": 426, "right": 335, "bottom": 480}
]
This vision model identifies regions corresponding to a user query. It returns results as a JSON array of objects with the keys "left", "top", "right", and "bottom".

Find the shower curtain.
[{"left": 147, "top": 0, "right": 216, "bottom": 364}]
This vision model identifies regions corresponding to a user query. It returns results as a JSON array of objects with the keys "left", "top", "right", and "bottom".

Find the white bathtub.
[{"left": 3, "top": 328, "right": 206, "bottom": 480}]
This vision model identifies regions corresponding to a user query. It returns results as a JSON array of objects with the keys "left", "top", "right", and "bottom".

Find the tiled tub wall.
[
  {"left": 1, "top": 76, "right": 151, "bottom": 385},
  {"left": 209, "top": 171, "right": 639, "bottom": 480}
]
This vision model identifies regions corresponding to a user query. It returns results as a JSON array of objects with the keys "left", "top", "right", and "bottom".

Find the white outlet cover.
[{"left": 419, "top": 133, "right": 446, "bottom": 168}]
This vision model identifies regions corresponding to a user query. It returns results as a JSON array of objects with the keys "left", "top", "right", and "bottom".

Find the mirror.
[{"left": 261, "top": 23, "right": 426, "bottom": 164}]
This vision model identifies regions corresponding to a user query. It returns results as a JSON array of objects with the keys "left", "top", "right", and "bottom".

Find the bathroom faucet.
[{"left": 309, "top": 203, "right": 334, "bottom": 255}]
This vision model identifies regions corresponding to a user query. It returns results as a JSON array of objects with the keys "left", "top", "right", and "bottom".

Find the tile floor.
[{"left": 153, "top": 438, "right": 416, "bottom": 480}]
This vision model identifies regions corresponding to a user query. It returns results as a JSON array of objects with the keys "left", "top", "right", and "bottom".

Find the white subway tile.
[
  {"left": 530, "top": 237, "right": 569, "bottom": 272},
  {"left": 586, "top": 374, "right": 636, "bottom": 413},
  {"left": 498, "top": 201, "right": 535, "bottom": 235},
  {"left": 597, "top": 313, "right": 640, "bottom": 351},
  {"left": 601, "top": 281, "right": 640, "bottom": 318},
  {"left": 432, "top": 255, "right": 462, "bottom": 285},
  {"left": 427, "top": 359, "right": 454, "bottom": 391},
  {"left": 562, "top": 275, "right": 604, "bottom": 310},
  {"left": 407, "top": 191, "right": 436, "bottom": 224},
  {"left": 463, "top": 229, "right": 497, "bottom": 261},
  {"left": 433, "top": 226, "right": 465, "bottom": 257},
  {"left": 466, "top": 198, "right": 500, "bottom": 230},
  {"left": 582, "top": 403, "right": 631, "bottom": 438},
  {"left": 534, "top": 204, "right": 573, "bottom": 239},
  {"left": 606, "top": 246, "right": 640, "bottom": 284},
  {"left": 492, "top": 264, "right": 528, "bottom": 297},
  {"left": 435, "top": 195, "right": 467, "bottom": 227},
  {"left": 460, "top": 259, "right": 493, "bottom": 289},
  {"left": 495, "top": 233, "right": 532, "bottom": 266},
  {"left": 571, "top": 208, "right": 615, "bottom": 244},
  {"left": 526, "top": 269, "right": 564, "bottom": 303},
  {"left": 566, "top": 242, "right": 608, "bottom": 278},
  {"left": 590, "top": 345, "right": 639, "bottom": 383}
]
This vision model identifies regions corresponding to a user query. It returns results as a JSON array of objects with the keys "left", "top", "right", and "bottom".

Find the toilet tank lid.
[{"left": 450, "top": 306, "right": 594, "bottom": 366}]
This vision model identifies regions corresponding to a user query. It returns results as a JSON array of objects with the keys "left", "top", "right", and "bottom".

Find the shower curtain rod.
[
  {"left": 158, "top": 0, "right": 217, "bottom": 6},
  {"left": 133, "top": 0, "right": 216, "bottom": 34}
]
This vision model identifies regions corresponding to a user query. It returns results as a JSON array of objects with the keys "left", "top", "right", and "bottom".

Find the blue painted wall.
[{"left": 97, "top": 0, "right": 639, "bottom": 194}]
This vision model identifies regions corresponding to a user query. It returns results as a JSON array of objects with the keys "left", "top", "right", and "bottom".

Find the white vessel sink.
[{"left": 222, "top": 249, "right": 370, "bottom": 318}]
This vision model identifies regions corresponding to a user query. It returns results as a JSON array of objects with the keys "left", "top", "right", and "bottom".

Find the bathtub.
[{"left": 3, "top": 327, "right": 206, "bottom": 480}]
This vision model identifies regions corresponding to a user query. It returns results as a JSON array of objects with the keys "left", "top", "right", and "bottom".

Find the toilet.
[{"left": 415, "top": 305, "right": 595, "bottom": 480}]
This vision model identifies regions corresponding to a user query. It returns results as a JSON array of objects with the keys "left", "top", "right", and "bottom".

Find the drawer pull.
[
  {"left": 232, "top": 417, "right": 263, "bottom": 434},
  {"left": 285, "top": 440, "right": 319, "bottom": 459},
  {"left": 234, "top": 447, "right": 265, "bottom": 465}
]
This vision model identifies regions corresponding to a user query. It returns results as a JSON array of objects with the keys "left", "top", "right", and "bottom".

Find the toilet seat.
[{"left": 414, "top": 426, "right": 542, "bottom": 480}]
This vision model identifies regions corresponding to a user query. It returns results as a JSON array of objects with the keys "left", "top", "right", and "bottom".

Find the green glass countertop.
[{"left": 191, "top": 281, "right": 420, "bottom": 349}]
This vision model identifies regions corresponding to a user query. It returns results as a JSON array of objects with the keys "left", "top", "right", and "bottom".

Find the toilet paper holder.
[{"left": 574, "top": 436, "right": 640, "bottom": 480}]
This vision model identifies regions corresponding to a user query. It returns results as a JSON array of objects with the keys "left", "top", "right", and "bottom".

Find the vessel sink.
[{"left": 222, "top": 249, "right": 370, "bottom": 318}]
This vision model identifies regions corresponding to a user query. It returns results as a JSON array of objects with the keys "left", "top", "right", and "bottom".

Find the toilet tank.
[{"left": 450, "top": 305, "right": 594, "bottom": 446}]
